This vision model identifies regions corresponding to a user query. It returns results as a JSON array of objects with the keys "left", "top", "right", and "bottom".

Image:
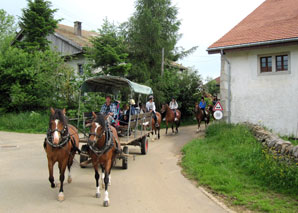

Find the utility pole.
[{"left": 161, "top": 48, "right": 164, "bottom": 76}]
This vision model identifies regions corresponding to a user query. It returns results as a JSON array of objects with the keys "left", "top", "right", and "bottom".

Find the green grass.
[
  {"left": 0, "top": 111, "right": 49, "bottom": 133},
  {"left": 181, "top": 123, "right": 298, "bottom": 213}
]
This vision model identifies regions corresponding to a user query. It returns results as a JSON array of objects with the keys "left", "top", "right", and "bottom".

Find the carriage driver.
[
  {"left": 100, "top": 95, "right": 122, "bottom": 153},
  {"left": 169, "top": 97, "right": 178, "bottom": 121},
  {"left": 146, "top": 95, "right": 159, "bottom": 127},
  {"left": 100, "top": 95, "right": 118, "bottom": 126}
]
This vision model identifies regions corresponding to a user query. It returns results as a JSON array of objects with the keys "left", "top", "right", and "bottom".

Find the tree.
[
  {"left": 86, "top": 19, "right": 131, "bottom": 77},
  {"left": 205, "top": 77, "right": 219, "bottom": 97},
  {"left": 0, "top": 47, "right": 76, "bottom": 112},
  {"left": 0, "top": 9, "right": 17, "bottom": 50},
  {"left": 18, "top": 0, "right": 59, "bottom": 52},
  {"left": 124, "top": 0, "right": 181, "bottom": 82}
]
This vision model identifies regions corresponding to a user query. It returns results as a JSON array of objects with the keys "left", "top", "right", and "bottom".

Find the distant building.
[
  {"left": 13, "top": 21, "right": 98, "bottom": 75},
  {"left": 207, "top": 0, "right": 298, "bottom": 136}
]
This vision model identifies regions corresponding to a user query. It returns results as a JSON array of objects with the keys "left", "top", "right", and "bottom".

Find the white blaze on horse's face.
[
  {"left": 53, "top": 119, "right": 60, "bottom": 144},
  {"left": 91, "top": 122, "right": 101, "bottom": 141}
]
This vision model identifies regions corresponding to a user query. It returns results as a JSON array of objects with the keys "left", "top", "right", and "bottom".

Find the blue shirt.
[
  {"left": 199, "top": 101, "right": 206, "bottom": 109},
  {"left": 100, "top": 102, "right": 118, "bottom": 118}
]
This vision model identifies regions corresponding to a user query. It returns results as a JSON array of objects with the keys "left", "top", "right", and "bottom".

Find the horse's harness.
[
  {"left": 45, "top": 125, "right": 80, "bottom": 153},
  {"left": 87, "top": 121, "right": 115, "bottom": 157}
]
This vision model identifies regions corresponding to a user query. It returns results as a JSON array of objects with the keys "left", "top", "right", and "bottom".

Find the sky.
[{"left": 2, "top": 0, "right": 265, "bottom": 81}]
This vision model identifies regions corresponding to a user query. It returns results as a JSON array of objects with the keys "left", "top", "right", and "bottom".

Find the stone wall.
[{"left": 247, "top": 123, "right": 298, "bottom": 163}]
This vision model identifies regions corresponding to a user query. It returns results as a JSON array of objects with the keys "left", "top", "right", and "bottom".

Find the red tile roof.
[
  {"left": 208, "top": 0, "right": 298, "bottom": 51},
  {"left": 55, "top": 24, "right": 98, "bottom": 47},
  {"left": 214, "top": 77, "right": 220, "bottom": 85}
]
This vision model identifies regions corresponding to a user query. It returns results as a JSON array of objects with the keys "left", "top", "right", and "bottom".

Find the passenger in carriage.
[
  {"left": 119, "top": 104, "right": 129, "bottom": 126},
  {"left": 129, "top": 99, "right": 136, "bottom": 115},
  {"left": 119, "top": 99, "right": 137, "bottom": 126},
  {"left": 136, "top": 103, "right": 145, "bottom": 114}
]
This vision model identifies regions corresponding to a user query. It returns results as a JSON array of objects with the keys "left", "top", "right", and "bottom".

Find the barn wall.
[
  {"left": 221, "top": 45, "right": 298, "bottom": 136},
  {"left": 47, "top": 34, "right": 81, "bottom": 56}
]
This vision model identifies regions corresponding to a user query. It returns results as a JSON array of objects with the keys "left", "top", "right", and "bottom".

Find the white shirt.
[
  {"left": 169, "top": 101, "right": 178, "bottom": 110},
  {"left": 146, "top": 101, "right": 156, "bottom": 112}
]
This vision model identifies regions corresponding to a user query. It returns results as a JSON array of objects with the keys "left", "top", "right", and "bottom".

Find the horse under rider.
[
  {"left": 100, "top": 95, "right": 118, "bottom": 127},
  {"left": 146, "top": 95, "right": 159, "bottom": 127},
  {"left": 169, "top": 97, "right": 178, "bottom": 121},
  {"left": 199, "top": 97, "right": 207, "bottom": 120}
]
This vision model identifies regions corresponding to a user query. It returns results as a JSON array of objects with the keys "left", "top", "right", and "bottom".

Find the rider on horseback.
[
  {"left": 146, "top": 95, "right": 159, "bottom": 127},
  {"left": 169, "top": 97, "right": 178, "bottom": 121},
  {"left": 199, "top": 97, "right": 207, "bottom": 120}
]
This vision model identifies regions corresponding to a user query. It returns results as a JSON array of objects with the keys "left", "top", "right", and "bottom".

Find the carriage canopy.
[{"left": 81, "top": 75, "right": 153, "bottom": 95}]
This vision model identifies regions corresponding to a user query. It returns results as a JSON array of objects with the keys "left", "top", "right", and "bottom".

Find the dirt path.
[{"left": 0, "top": 125, "right": 227, "bottom": 213}]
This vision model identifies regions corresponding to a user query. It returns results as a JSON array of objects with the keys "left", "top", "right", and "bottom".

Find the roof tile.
[
  {"left": 208, "top": 0, "right": 298, "bottom": 49},
  {"left": 55, "top": 24, "right": 98, "bottom": 47}
]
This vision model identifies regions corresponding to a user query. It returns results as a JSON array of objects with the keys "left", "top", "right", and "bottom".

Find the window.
[
  {"left": 78, "top": 64, "right": 83, "bottom": 75},
  {"left": 276, "top": 55, "right": 288, "bottom": 71},
  {"left": 258, "top": 53, "right": 290, "bottom": 75},
  {"left": 260, "top": 56, "right": 272, "bottom": 72}
]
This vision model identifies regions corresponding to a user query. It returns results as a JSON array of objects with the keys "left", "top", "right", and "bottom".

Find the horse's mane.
[
  {"left": 94, "top": 113, "right": 106, "bottom": 131},
  {"left": 49, "top": 109, "right": 68, "bottom": 127}
]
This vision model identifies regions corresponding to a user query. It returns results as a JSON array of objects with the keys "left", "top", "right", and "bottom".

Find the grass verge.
[
  {"left": 0, "top": 111, "right": 49, "bottom": 133},
  {"left": 181, "top": 123, "right": 298, "bottom": 213}
]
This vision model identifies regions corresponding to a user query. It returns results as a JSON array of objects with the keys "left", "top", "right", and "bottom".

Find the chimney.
[{"left": 74, "top": 21, "right": 82, "bottom": 36}]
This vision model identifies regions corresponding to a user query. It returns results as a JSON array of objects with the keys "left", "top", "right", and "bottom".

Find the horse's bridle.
[
  {"left": 87, "top": 121, "right": 114, "bottom": 157},
  {"left": 46, "top": 125, "right": 70, "bottom": 148}
]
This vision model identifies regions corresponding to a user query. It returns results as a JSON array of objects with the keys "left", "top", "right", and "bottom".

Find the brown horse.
[
  {"left": 151, "top": 112, "right": 161, "bottom": 140},
  {"left": 44, "top": 108, "right": 79, "bottom": 201},
  {"left": 161, "top": 104, "right": 181, "bottom": 134},
  {"left": 88, "top": 112, "right": 119, "bottom": 207},
  {"left": 195, "top": 103, "right": 211, "bottom": 132}
]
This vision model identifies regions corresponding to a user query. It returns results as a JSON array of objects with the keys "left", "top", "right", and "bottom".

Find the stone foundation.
[{"left": 246, "top": 123, "right": 298, "bottom": 164}]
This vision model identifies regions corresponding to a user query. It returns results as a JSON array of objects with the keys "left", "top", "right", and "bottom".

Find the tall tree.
[
  {"left": 125, "top": 0, "right": 181, "bottom": 82},
  {"left": 18, "top": 0, "right": 59, "bottom": 52},
  {"left": 86, "top": 19, "right": 131, "bottom": 77}
]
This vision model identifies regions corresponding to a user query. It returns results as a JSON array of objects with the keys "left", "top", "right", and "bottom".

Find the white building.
[{"left": 207, "top": 0, "right": 298, "bottom": 136}]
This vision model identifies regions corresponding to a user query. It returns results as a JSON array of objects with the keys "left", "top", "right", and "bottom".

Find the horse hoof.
[
  {"left": 58, "top": 192, "right": 64, "bottom": 201},
  {"left": 67, "top": 177, "right": 72, "bottom": 184},
  {"left": 103, "top": 200, "right": 109, "bottom": 207},
  {"left": 96, "top": 192, "right": 101, "bottom": 198}
]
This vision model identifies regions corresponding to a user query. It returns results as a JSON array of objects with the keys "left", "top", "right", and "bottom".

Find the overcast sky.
[{"left": 2, "top": 0, "right": 265, "bottom": 80}]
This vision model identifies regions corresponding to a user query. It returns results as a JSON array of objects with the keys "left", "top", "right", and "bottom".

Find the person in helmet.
[
  {"left": 146, "top": 95, "right": 159, "bottom": 127},
  {"left": 199, "top": 97, "right": 207, "bottom": 120},
  {"left": 169, "top": 97, "right": 178, "bottom": 121}
]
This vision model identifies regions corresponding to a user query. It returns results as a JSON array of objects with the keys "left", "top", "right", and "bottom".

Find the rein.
[{"left": 88, "top": 121, "right": 114, "bottom": 157}]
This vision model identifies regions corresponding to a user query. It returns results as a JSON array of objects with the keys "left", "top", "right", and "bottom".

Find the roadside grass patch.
[
  {"left": 0, "top": 111, "right": 48, "bottom": 133},
  {"left": 181, "top": 123, "right": 298, "bottom": 212}
]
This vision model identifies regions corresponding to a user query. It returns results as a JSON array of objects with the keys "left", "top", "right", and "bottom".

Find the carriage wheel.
[
  {"left": 141, "top": 136, "right": 148, "bottom": 155},
  {"left": 122, "top": 146, "right": 128, "bottom": 170},
  {"left": 80, "top": 144, "right": 89, "bottom": 168}
]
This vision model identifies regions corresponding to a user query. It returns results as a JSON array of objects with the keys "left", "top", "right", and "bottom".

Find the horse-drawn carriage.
[{"left": 73, "top": 75, "right": 153, "bottom": 169}]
